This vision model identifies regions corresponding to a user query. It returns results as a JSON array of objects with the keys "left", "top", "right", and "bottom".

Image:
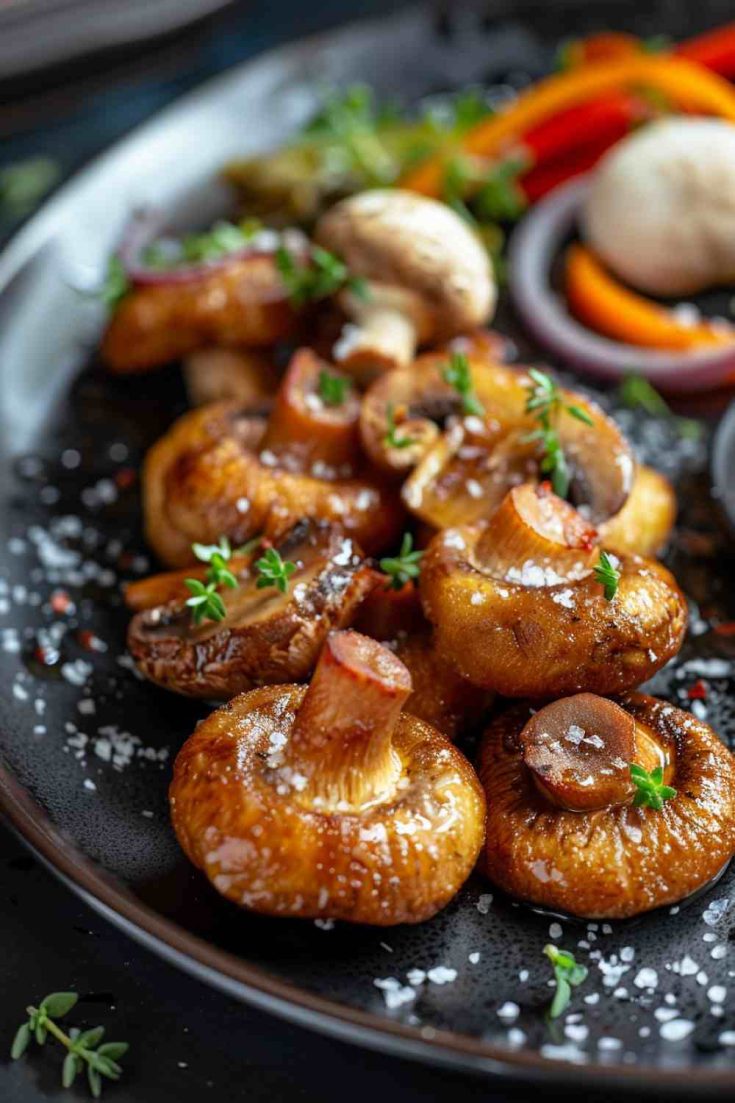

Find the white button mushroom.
[
  {"left": 583, "top": 118, "right": 735, "bottom": 297},
  {"left": 315, "top": 189, "right": 496, "bottom": 379}
]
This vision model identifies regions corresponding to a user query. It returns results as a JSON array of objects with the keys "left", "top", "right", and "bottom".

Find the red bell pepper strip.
[
  {"left": 519, "top": 135, "right": 628, "bottom": 201},
  {"left": 520, "top": 92, "right": 645, "bottom": 165},
  {"left": 676, "top": 23, "right": 735, "bottom": 78}
]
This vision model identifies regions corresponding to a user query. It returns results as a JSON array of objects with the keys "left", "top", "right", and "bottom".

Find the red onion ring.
[
  {"left": 508, "top": 177, "right": 735, "bottom": 394},
  {"left": 117, "top": 208, "right": 307, "bottom": 288}
]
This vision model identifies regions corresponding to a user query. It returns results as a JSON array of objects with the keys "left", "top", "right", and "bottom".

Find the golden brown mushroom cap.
[
  {"left": 479, "top": 693, "right": 735, "bottom": 918},
  {"left": 127, "top": 522, "right": 376, "bottom": 699},
  {"left": 419, "top": 485, "right": 687, "bottom": 697},
  {"left": 170, "top": 631, "right": 486, "bottom": 925},
  {"left": 599, "top": 464, "right": 677, "bottom": 558}
]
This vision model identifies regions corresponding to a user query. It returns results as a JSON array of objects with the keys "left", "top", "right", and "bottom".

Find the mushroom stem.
[
  {"left": 474, "top": 484, "right": 598, "bottom": 583},
  {"left": 260, "top": 348, "right": 360, "bottom": 472},
  {"left": 285, "top": 630, "right": 411, "bottom": 810},
  {"left": 333, "top": 287, "right": 427, "bottom": 379}
]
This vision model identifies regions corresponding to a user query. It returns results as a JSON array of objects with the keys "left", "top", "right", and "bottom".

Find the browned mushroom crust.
[
  {"left": 143, "top": 399, "right": 405, "bottom": 566},
  {"left": 419, "top": 493, "right": 687, "bottom": 697},
  {"left": 479, "top": 694, "right": 735, "bottom": 918},
  {"left": 599, "top": 464, "right": 677, "bottom": 558},
  {"left": 127, "top": 522, "right": 376, "bottom": 699},
  {"left": 102, "top": 255, "right": 297, "bottom": 373},
  {"left": 170, "top": 681, "right": 486, "bottom": 924},
  {"left": 394, "top": 630, "right": 494, "bottom": 741}
]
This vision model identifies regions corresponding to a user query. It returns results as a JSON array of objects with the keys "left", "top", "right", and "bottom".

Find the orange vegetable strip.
[
  {"left": 566, "top": 245, "right": 734, "bottom": 351},
  {"left": 401, "top": 55, "right": 735, "bottom": 195}
]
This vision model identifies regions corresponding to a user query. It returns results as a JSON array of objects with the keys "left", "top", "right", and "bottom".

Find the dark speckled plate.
[{"left": 2, "top": 1, "right": 735, "bottom": 1091}]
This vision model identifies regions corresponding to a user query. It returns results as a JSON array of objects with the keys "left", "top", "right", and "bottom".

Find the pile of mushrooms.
[{"left": 106, "top": 183, "right": 735, "bottom": 926}]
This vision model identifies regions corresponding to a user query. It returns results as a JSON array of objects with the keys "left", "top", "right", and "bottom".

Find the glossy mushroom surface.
[
  {"left": 420, "top": 484, "right": 687, "bottom": 697},
  {"left": 143, "top": 366, "right": 404, "bottom": 567},
  {"left": 479, "top": 693, "right": 735, "bottom": 918},
  {"left": 599, "top": 463, "right": 677, "bottom": 558},
  {"left": 127, "top": 522, "right": 375, "bottom": 698},
  {"left": 102, "top": 254, "right": 297, "bottom": 373},
  {"left": 170, "top": 630, "right": 486, "bottom": 924}
]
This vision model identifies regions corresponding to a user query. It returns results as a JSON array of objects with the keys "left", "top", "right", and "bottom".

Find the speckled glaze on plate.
[{"left": 2, "top": 1, "right": 735, "bottom": 1091}]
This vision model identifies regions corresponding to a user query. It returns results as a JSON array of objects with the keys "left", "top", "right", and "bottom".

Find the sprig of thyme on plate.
[
  {"left": 254, "top": 547, "right": 297, "bottom": 594},
  {"left": 442, "top": 351, "right": 485, "bottom": 416},
  {"left": 384, "top": 402, "right": 415, "bottom": 450},
  {"left": 11, "top": 991, "right": 128, "bottom": 1099},
  {"left": 185, "top": 536, "right": 239, "bottom": 626},
  {"left": 544, "top": 945, "right": 587, "bottom": 1019},
  {"left": 630, "top": 764, "right": 677, "bottom": 810},
  {"left": 276, "top": 244, "right": 367, "bottom": 306},
  {"left": 593, "top": 550, "right": 621, "bottom": 601},
  {"left": 318, "top": 369, "right": 351, "bottom": 407},
  {"left": 524, "top": 368, "right": 593, "bottom": 499},
  {"left": 379, "top": 533, "right": 424, "bottom": 590}
]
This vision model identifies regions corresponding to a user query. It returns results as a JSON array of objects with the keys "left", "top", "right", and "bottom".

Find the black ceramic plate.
[{"left": 2, "top": 1, "right": 735, "bottom": 1091}]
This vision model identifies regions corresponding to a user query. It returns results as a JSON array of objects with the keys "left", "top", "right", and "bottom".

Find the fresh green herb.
[
  {"left": 318, "top": 369, "right": 351, "bottom": 407},
  {"left": 384, "top": 402, "right": 415, "bottom": 450},
  {"left": 0, "top": 156, "right": 59, "bottom": 219},
  {"left": 594, "top": 550, "right": 621, "bottom": 601},
  {"left": 141, "top": 218, "right": 262, "bottom": 270},
  {"left": 379, "top": 533, "right": 424, "bottom": 591},
  {"left": 641, "top": 33, "right": 671, "bottom": 53},
  {"left": 544, "top": 946, "right": 588, "bottom": 1019},
  {"left": 617, "top": 373, "right": 702, "bottom": 440},
  {"left": 255, "top": 547, "right": 297, "bottom": 594},
  {"left": 474, "top": 157, "right": 529, "bottom": 223},
  {"left": 11, "top": 991, "right": 128, "bottom": 1099},
  {"left": 304, "top": 84, "right": 397, "bottom": 185},
  {"left": 184, "top": 536, "right": 240, "bottom": 626},
  {"left": 90, "top": 255, "right": 130, "bottom": 311},
  {"left": 630, "top": 763, "right": 677, "bottom": 810},
  {"left": 184, "top": 579, "right": 226, "bottom": 626},
  {"left": 276, "top": 244, "right": 366, "bottom": 306},
  {"left": 524, "top": 369, "right": 594, "bottom": 499},
  {"left": 442, "top": 351, "right": 485, "bottom": 416},
  {"left": 442, "top": 89, "right": 493, "bottom": 134}
]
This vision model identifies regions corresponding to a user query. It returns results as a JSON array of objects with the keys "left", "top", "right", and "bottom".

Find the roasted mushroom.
[
  {"left": 143, "top": 348, "right": 404, "bottom": 566},
  {"left": 479, "top": 692, "right": 735, "bottom": 918},
  {"left": 315, "top": 190, "right": 495, "bottom": 378},
  {"left": 170, "top": 630, "right": 486, "bottom": 924},
  {"left": 183, "top": 348, "right": 280, "bottom": 408},
  {"left": 420, "top": 483, "right": 687, "bottom": 697},
  {"left": 599, "top": 464, "right": 676, "bottom": 558},
  {"left": 401, "top": 364, "right": 634, "bottom": 531},
  {"left": 102, "top": 254, "right": 298, "bottom": 373},
  {"left": 127, "top": 521, "right": 375, "bottom": 698}
]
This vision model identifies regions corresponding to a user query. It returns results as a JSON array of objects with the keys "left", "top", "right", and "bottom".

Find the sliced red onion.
[
  {"left": 508, "top": 177, "right": 735, "bottom": 394},
  {"left": 118, "top": 208, "right": 307, "bottom": 288}
]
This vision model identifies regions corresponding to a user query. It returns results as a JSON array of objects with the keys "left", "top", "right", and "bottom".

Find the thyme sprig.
[
  {"left": 617, "top": 373, "right": 702, "bottom": 440},
  {"left": 630, "top": 764, "right": 677, "bottom": 810},
  {"left": 384, "top": 402, "right": 415, "bottom": 450},
  {"left": 255, "top": 547, "right": 297, "bottom": 594},
  {"left": 185, "top": 536, "right": 239, "bottom": 626},
  {"left": 524, "top": 368, "right": 593, "bottom": 499},
  {"left": 442, "top": 351, "right": 485, "bottom": 416},
  {"left": 11, "top": 991, "right": 128, "bottom": 1099},
  {"left": 141, "top": 217, "right": 262, "bottom": 270},
  {"left": 276, "top": 244, "right": 367, "bottom": 306},
  {"left": 379, "top": 533, "right": 424, "bottom": 591},
  {"left": 544, "top": 946, "right": 588, "bottom": 1019},
  {"left": 593, "top": 550, "right": 621, "bottom": 601},
  {"left": 318, "top": 369, "right": 351, "bottom": 407}
]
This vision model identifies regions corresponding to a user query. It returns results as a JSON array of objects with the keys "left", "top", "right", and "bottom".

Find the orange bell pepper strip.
[
  {"left": 566, "top": 245, "right": 735, "bottom": 351},
  {"left": 561, "top": 31, "right": 642, "bottom": 68},
  {"left": 401, "top": 55, "right": 735, "bottom": 196}
]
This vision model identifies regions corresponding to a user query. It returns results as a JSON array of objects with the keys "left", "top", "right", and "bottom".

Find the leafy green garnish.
[
  {"left": 630, "top": 764, "right": 677, "bottom": 810},
  {"left": 141, "top": 218, "right": 261, "bottom": 270},
  {"left": 11, "top": 991, "right": 129, "bottom": 1099},
  {"left": 474, "top": 157, "right": 529, "bottom": 223},
  {"left": 524, "top": 368, "right": 594, "bottom": 499},
  {"left": 318, "top": 369, "right": 351, "bottom": 407},
  {"left": 593, "top": 550, "right": 621, "bottom": 601},
  {"left": 276, "top": 244, "right": 366, "bottom": 306},
  {"left": 384, "top": 402, "right": 415, "bottom": 450},
  {"left": 379, "top": 533, "right": 424, "bottom": 591},
  {"left": 544, "top": 946, "right": 588, "bottom": 1019},
  {"left": 304, "top": 84, "right": 397, "bottom": 185},
  {"left": 254, "top": 547, "right": 297, "bottom": 593},
  {"left": 442, "top": 351, "right": 485, "bottom": 416},
  {"left": 92, "top": 255, "right": 130, "bottom": 311},
  {"left": 184, "top": 536, "right": 240, "bottom": 626},
  {"left": 617, "top": 373, "right": 702, "bottom": 440},
  {"left": 0, "top": 157, "right": 60, "bottom": 219}
]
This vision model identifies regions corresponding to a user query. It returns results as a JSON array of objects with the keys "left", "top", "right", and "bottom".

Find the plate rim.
[{"left": 0, "top": 9, "right": 733, "bottom": 1091}]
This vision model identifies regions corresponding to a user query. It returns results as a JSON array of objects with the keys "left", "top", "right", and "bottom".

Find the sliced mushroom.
[
  {"left": 170, "top": 630, "right": 486, "bottom": 924},
  {"left": 102, "top": 254, "right": 297, "bottom": 373},
  {"left": 480, "top": 693, "right": 735, "bottom": 918},
  {"left": 127, "top": 522, "right": 376, "bottom": 698},
  {"left": 315, "top": 190, "right": 495, "bottom": 379},
  {"left": 402, "top": 365, "right": 634, "bottom": 529},
  {"left": 143, "top": 358, "right": 405, "bottom": 567},
  {"left": 183, "top": 348, "right": 280, "bottom": 407},
  {"left": 420, "top": 484, "right": 687, "bottom": 697}
]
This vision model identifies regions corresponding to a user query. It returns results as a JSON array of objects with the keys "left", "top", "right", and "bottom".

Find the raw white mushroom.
[
  {"left": 315, "top": 189, "right": 496, "bottom": 379},
  {"left": 583, "top": 117, "right": 735, "bottom": 296}
]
